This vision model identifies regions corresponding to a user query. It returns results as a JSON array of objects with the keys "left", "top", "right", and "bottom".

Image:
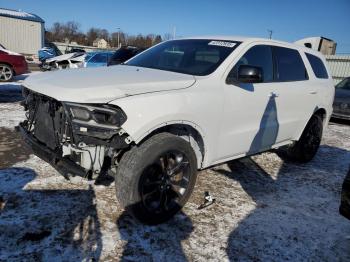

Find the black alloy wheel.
[{"left": 140, "top": 150, "right": 191, "bottom": 214}]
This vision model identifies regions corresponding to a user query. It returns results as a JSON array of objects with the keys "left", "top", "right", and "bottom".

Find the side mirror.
[{"left": 237, "top": 65, "right": 263, "bottom": 83}]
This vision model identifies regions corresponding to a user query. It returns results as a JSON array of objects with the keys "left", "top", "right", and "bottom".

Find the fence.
[{"left": 325, "top": 55, "right": 350, "bottom": 84}]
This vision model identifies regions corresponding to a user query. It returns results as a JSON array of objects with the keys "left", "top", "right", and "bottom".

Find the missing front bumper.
[{"left": 17, "top": 123, "right": 88, "bottom": 179}]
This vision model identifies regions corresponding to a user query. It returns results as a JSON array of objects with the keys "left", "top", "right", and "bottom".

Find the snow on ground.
[{"left": 0, "top": 78, "right": 350, "bottom": 261}]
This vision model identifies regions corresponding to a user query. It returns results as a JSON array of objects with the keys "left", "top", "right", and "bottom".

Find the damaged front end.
[{"left": 17, "top": 87, "right": 130, "bottom": 180}]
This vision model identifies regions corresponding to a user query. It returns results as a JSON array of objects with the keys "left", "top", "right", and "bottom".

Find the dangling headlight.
[{"left": 65, "top": 103, "right": 127, "bottom": 127}]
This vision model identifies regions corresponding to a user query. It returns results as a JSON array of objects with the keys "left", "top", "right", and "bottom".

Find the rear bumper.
[{"left": 17, "top": 123, "right": 87, "bottom": 179}]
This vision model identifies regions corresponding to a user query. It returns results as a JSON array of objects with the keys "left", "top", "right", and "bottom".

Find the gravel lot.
[{"left": 0, "top": 79, "right": 350, "bottom": 261}]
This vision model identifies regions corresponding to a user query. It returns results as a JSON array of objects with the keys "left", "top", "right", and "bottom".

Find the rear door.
[{"left": 271, "top": 46, "right": 312, "bottom": 141}]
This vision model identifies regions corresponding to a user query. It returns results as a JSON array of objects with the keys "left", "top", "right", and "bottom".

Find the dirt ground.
[{"left": 0, "top": 81, "right": 350, "bottom": 261}]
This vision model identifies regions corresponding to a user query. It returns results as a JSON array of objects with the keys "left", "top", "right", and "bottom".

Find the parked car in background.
[
  {"left": 66, "top": 48, "right": 86, "bottom": 54},
  {"left": 107, "top": 46, "right": 145, "bottom": 66},
  {"left": 83, "top": 51, "right": 113, "bottom": 68},
  {"left": 38, "top": 47, "right": 59, "bottom": 63},
  {"left": 340, "top": 167, "right": 350, "bottom": 220},
  {"left": 333, "top": 77, "right": 350, "bottom": 120},
  {"left": 0, "top": 44, "right": 28, "bottom": 82},
  {"left": 41, "top": 52, "right": 86, "bottom": 71},
  {"left": 19, "top": 36, "right": 334, "bottom": 224},
  {"left": 38, "top": 43, "right": 62, "bottom": 62}
]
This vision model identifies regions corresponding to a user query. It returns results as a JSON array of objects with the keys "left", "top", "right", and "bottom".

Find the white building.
[
  {"left": 0, "top": 8, "right": 45, "bottom": 55},
  {"left": 93, "top": 38, "right": 108, "bottom": 49}
]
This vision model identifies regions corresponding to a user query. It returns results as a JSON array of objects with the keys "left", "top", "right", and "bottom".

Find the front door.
[{"left": 216, "top": 44, "right": 280, "bottom": 161}]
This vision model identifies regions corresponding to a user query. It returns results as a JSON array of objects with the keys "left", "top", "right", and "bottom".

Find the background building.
[
  {"left": 0, "top": 8, "right": 45, "bottom": 55},
  {"left": 92, "top": 38, "right": 108, "bottom": 49}
]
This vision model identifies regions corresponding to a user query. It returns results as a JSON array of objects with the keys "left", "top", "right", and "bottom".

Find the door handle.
[
  {"left": 269, "top": 92, "right": 279, "bottom": 98},
  {"left": 309, "top": 91, "right": 317, "bottom": 94}
]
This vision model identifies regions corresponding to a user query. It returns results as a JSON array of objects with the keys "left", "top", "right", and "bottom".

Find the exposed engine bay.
[{"left": 18, "top": 87, "right": 129, "bottom": 180}]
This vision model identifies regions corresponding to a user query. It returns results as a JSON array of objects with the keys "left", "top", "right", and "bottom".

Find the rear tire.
[
  {"left": 0, "top": 64, "right": 14, "bottom": 82},
  {"left": 115, "top": 133, "right": 197, "bottom": 225},
  {"left": 286, "top": 114, "right": 323, "bottom": 162}
]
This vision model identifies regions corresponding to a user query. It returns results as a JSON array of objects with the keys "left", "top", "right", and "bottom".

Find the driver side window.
[{"left": 229, "top": 45, "right": 273, "bottom": 83}]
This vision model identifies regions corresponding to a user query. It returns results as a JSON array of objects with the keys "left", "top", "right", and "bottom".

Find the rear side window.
[
  {"left": 231, "top": 45, "right": 274, "bottom": 82},
  {"left": 274, "top": 47, "right": 308, "bottom": 81},
  {"left": 305, "top": 53, "right": 328, "bottom": 79}
]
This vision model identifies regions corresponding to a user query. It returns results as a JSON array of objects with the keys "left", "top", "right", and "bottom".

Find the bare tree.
[
  {"left": 63, "top": 21, "right": 81, "bottom": 42},
  {"left": 46, "top": 21, "right": 165, "bottom": 48},
  {"left": 86, "top": 27, "right": 99, "bottom": 46},
  {"left": 163, "top": 33, "right": 172, "bottom": 41}
]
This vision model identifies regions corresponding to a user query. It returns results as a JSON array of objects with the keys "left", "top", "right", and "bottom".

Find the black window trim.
[
  {"left": 305, "top": 52, "right": 329, "bottom": 79},
  {"left": 226, "top": 44, "right": 310, "bottom": 84},
  {"left": 226, "top": 44, "right": 275, "bottom": 84},
  {"left": 272, "top": 46, "right": 309, "bottom": 83}
]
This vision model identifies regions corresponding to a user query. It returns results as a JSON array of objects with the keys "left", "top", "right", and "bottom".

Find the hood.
[
  {"left": 23, "top": 65, "right": 196, "bottom": 103},
  {"left": 0, "top": 47, "right": 22, "bottom": 56}
]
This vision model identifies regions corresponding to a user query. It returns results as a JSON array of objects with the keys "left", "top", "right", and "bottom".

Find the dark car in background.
[
  {"left": 333, "top": 77, "right": 350, "bottom": 120},
  {"left": 340, "top": 167, "right": 350, "bottom": 220},
  {"left": 107, "top": 46, "right": 145, "bottom": 66},
  {"left": 66, "top": 48, "right": 86, "bottom": 54},
  {"left": 0, "top": 44, "right": 28, "bottom": 82}
]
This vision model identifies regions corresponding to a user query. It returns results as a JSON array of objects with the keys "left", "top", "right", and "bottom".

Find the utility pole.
[
  {"left": 173, "top": 26, "right": 176, "bottom": 39},
  {"left": 116, "top": 27, "right": 121, "bottom": 48},
  {"left": 268, "top": 29, "right": 273, "bottom": 39}
]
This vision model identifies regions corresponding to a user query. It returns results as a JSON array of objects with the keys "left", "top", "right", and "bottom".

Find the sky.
[{"left": 1, "top": 0, "right": 349, "bottom": 53}]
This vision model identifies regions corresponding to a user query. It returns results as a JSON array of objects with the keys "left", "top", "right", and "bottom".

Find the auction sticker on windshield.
[{"left": 208, "top": 41, "right": 237, "bottom": 48}]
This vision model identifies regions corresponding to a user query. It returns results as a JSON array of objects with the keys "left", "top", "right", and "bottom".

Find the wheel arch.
[
  {"left": 135, "top": 121, "right": 206, "bottom": 169},
  {"left": 295, "top": 107, "right": 328, "bottom": 141},
  {"left": 0, "top": 62, "right": 15, "bottom": 75},
  {"left": 313, "top": 107, "right": 327, "bottom": 124}
]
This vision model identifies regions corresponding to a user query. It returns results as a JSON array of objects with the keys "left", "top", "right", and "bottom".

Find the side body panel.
[
  {"left": 110, "top": 80, "right": 224, "bottom": 167},
  {"left": 110, "top": 40, "right": 335, "bottom": 169}
]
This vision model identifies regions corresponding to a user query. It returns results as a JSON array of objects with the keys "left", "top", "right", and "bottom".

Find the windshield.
[
  {"left": 125, "top": 39, "right": 240, "bottom": 76},
  {"left": 336, "top": 77, "right": 350, "bottom": 90}
]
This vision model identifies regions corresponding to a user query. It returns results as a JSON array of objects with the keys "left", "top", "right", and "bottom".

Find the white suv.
[{"left": 19, "top": 36, "right": 334, "bottom": 224}]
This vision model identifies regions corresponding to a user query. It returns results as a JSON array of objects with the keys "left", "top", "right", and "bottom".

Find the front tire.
[
  {"left": 115, "top": 133, "right": 197, "bottom": 225},
  {"left": 287, "top": 114, "right": 323, "bottom": 162},
  {"left": 0, "top": 64, "right": 14, "bottom": 82}
]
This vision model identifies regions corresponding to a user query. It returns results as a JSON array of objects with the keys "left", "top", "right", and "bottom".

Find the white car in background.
[{"left": 19, "top": 36, "right": 334, "bottom": 224}]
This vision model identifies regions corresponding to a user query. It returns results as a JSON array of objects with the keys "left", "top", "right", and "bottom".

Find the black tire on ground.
[
  {"left": 115, "top": 132, "right": 198, "bottom": 225},
  {"left": 287, "top": 114, "right": 323, "bottom": 162},
  {"left": 0, "top": 64, "right": 14, "bottom": 82}
]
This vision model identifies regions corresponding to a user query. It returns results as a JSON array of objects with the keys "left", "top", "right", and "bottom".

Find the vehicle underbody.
[{"left": 18, "top": 88, "right": 130, "bottom": 180}]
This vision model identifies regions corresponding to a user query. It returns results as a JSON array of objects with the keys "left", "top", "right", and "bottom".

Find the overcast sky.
[{"left": 1, "top": 0, "right": 349, "bottom": 53}]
